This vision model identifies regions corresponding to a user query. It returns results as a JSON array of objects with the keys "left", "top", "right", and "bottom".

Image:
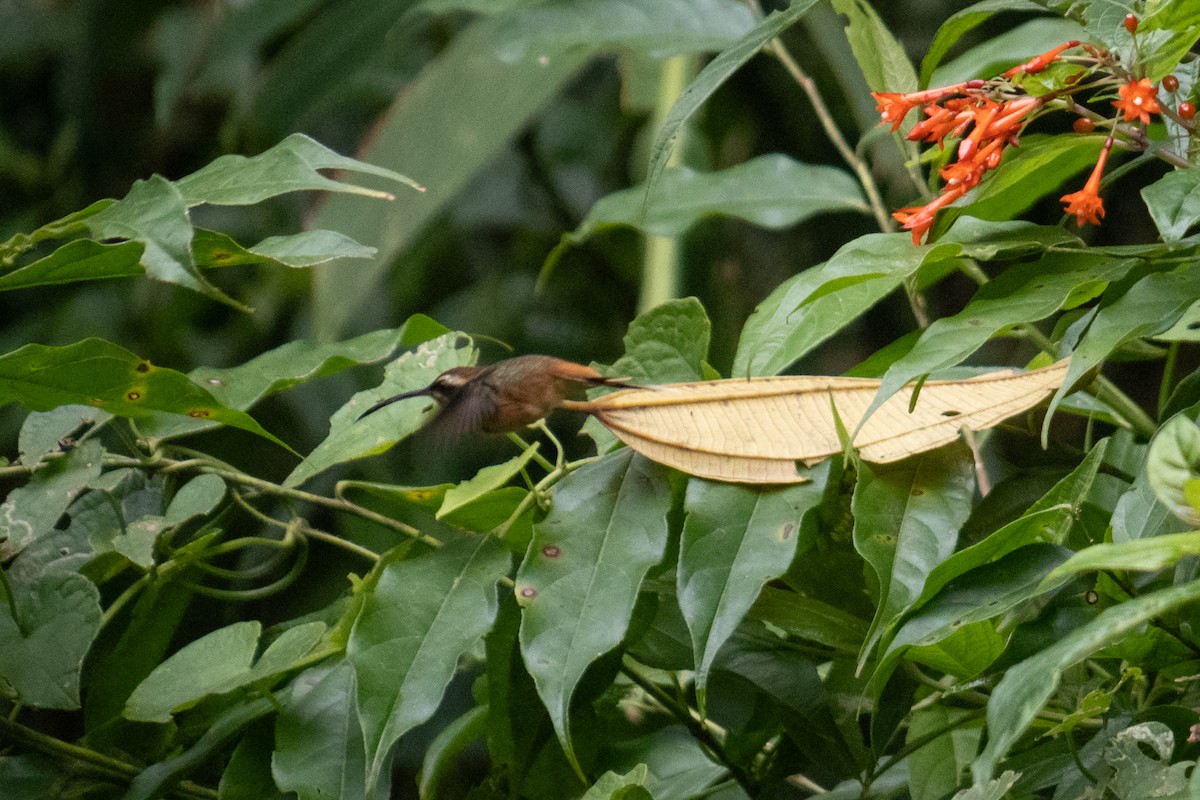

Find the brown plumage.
[{"left": 358, "top": 355, "right": 635, "bottom": 437}]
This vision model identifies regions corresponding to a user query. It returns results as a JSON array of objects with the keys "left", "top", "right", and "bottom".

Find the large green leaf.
[
  {"left": 733, "top": 234, "right": 962, "bottom": 377},
  {"left": 85, "top": 175, "right": 240, "bottom": 308},
  {"left": 1148, "top": 415, "right": 1200, "bottom": 526},
  {"left": 905, "top": 439, "right": 1107, "bottom": 615},
  {"left": 972, "top": 578, "right": 1200, "bottom": 781},
  {"left": 830, "top": 0, "right": 917, "bottom": 92},
  {"left": 852, "top": 445, "right": 975, "bottom": 666},
  {"left": 517, "top": 450, "right": 672, "bottom": 770},
  {"left": 566, "top": 154, "right": 867, "bottom": 239},
  {"left": 0, "top": 571, "right": 102, "bottom": 709},
  {"left": 678, "top": 465, "right": 830, "bottom": 710},
  {"left": 0, "top": 229, "right": 374, "bottom": 293},
  {"left": 878, "top": 543, "right": 1071, "bottom": 681},
  {"left": 1045, "top": 264, "right": 1200, "bottom": 425},
  {"left": 310, "top": 18, "right": 589, "bottom": 339},
  {"left": 124, "top": 621, "right": 326, "bottom": 722},
  {"left": 1044, "top": 531, "right": 1200, "bottom": 582},
  {"left": 174, "top": 133, "right": 421, "bottom": 205},
  {"left": 284, "top": 333, "right": 474, "bottom": 487},
  {"left": 1142, "top": 169, "right": 1200, "bottom": 242},
  {"left": 140, "top": 317, "right": 447, "bottom": 441},
  {"left": 349, "top": 536, "right": 509, "bottom": 793},
  {"left": 583, "top": 297, "right": 712, "bottom": 450},
  {"left": 918, "top": 0, "right": 1051, "bottom": 86},
  {"left": 0, "top": 338, "right": 293, "bottom": 452},
  {"left": 863, "top": 252, "right": 1135, "bottom": 426},
  {"left": 492, "top": 0, "right": 754, "bottom": 61},
  {"left": 643, "top": 0, "right": 820, "bottom": 202},
  {"left": 274, "top": 662, "right": 367, "bottom": 800},
  {"left": 929, "top": 17, "right": 1086, "bottom": 87}
]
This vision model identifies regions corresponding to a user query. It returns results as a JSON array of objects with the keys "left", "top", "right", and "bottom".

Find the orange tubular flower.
[
  {"left": 872, "top": 81, "right": 980, "bottom": 131},
  {"left": 894, "top": 185, "right": 967, "bottom": 245},
  {"left": 1113, "top": 78, "right": 1161, "bottom": 125},
  {"left": 1003, "top": 40, "right": 1080, "bottom": 78},
  {"left": 1060, "top": 138, "right": 1112, "bottom": 226}
]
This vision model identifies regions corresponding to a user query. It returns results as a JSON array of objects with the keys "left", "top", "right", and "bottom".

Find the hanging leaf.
[
  {"left": 578, "top": 360, "right": 1070, "bottom": 484},
  {"left": 517, "top": 450, "right": 672, "bottom": 772}
]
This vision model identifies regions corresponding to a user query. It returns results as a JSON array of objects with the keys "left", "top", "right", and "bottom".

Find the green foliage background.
[{"left": 4, "top": 1, "right": 1200, "bottom": 799}]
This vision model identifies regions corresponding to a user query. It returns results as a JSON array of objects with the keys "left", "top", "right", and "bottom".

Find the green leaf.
[
  {"left": 606, "top": 297, "right": 711, "bottom": 384},
  {"left": 126, "top": 697, "right": 275, "bottom": 800},
  {"left": 746, "top": 586, "right": 869, "bottom": 654},
  {"left": 418, "top": 706, "right": 489, "bottom": 800},
  {"left": 929, "top": 17, "right": 1086, "bottom": 86},
  {"left": 1044, "top": 264, "right": 1200, "bottom": 426},
  {"left": 853, "top": 445, "right": 975, "bottom": 667},
  {"left": 85, "top": 175, "right": 243, "bottom": 308},
  {"left": 733, "top": 233, "right": 962, "bottom": 377},
  {"left": 572, "top": 154, "right": 868, "bottom": 239},
  {"left": 517, "top": 450, "right": 672, "bottom": 771},
  {"left": 1143, "top": 169, "right": 1200, "bottom": 243},
  {"left": 679, "top": 466, "right": 830, "bottom": 710},
  {"left": 492, "top": 0, "right": 754, "bottom": 61},
  {"left": 274, "top": 662, "right": 367, "bottom": 800},
  {"left": 285, "top": 332, "right": 474, "bottom": 487},
  {"left": 0, "top": 440, "right": 103, "bottom": 560},
  {"left": 0, "top": 239, "right": 143, "bottom": 292},
  {"left": 1045, "top": 531, "right": 1200, "bottom": 583},
  {"left": 0, "top": 572, "right": 102, "bottom": 709},
  {"left": 175, "top": 133, "right": 422, "bottom": 205},
  {"left": 349, "top": 536, "right": 509, "bottom": 792},
  {"left": 952, "top": 771, "right": 1019, "bottom": 800},
  {"left": 124, "top": 621, "right": 325, "bottom": 722},
  {"left": 0, "top": 755, "right": 67, "bottom": 800},
  {"left": 864, "top": 252, "right": 1134, "bottom": 425},
  {"left": 906, "top": 620, "right": 1005, "bottom": 679},
  {"left": 1112, "top": 456, "right": 1191, "bottom": 542},
  {"left": 220, "top": 720, "right": 288, "bottom": 800},
  {"left": 1105, "top": 722, "right": 1195, "bottom": 800},
  {"left": 604, "top": 726, "right": 727, "bottom": 800},
  {"left": 831, "top": 0, "right": 917, "bottom": 92},
  {"left": 310, "top": 18, "right": 590, "bottom": 339},
  {"left": 248, "top": 229, "right": 376, "bottom": 266},
  {"left": 642, "top": 0, "right": 819, "bottom": 205},
  {"left": 878, "top": 543, "right": 1072, "bottom": 687},
  {"left": 0, "top": 228, "right": 375, "bottom": 294},
  {"left": 579, "top": 766, "right": 653, "bottom": 800},
  {"left": 908, "top": 702, "right": 982, "bottom": 800},
  {"left": 140, "top": 318, "right": 447, "bottom": 441},
  {"left": 438, "top": 444, "right": 539, "bottom": 520},
  {"left": 972, "top": 579, "right": 1200, "bottom": 781},
  {"left": 1148, "top": 415, "right": 1200, "bottom": 526},
  {"left": 17, "top": 405, "right": 111, "bottom": 466},
  {"left": 907, "top": 440, "right": 1107, "bottom": 615},
  {"left": 919, "top": 0, "right": 1051, "bottom": 86},
  {"left": 163, "top": 474, "right": 226, "bottom": 524}
]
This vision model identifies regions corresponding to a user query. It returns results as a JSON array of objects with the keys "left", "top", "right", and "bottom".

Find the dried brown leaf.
[{"left": 573, "top": 360, "right": 1070, "bottom": 484}]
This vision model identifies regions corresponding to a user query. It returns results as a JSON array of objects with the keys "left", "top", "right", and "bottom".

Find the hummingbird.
[{"left": 357, "top": 355, "right": 637, "bottom": 437}]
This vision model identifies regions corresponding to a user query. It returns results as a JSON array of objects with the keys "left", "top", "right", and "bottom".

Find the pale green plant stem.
[{"left": 639, "top": 55, "right": 692, "bottom": 313}]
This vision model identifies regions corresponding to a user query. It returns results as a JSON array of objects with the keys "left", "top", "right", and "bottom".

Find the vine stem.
[
  {"left": 620, "top": 659, "right": 755, "bottom": 795},
  {"left": 90, "top": 452, "right": 442, "bottom": 550},
  {"left": 0, "top": 714, "right": 217, "bottom": 800},
  {"left": 747, "top": 0, "right": 893, "bottom": 233}
]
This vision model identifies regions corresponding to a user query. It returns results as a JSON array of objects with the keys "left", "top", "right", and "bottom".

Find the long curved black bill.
[{"left": 357, "top": 386, "right": 432, "bottom": 421}]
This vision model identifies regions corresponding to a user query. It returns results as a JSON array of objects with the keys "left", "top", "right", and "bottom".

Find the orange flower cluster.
[
  {"left": 873, "top": 37, "right": 1165, "bottom": 243},
  {"left": 873, "top": 83, "right": 1045, "bottom": 244}
]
